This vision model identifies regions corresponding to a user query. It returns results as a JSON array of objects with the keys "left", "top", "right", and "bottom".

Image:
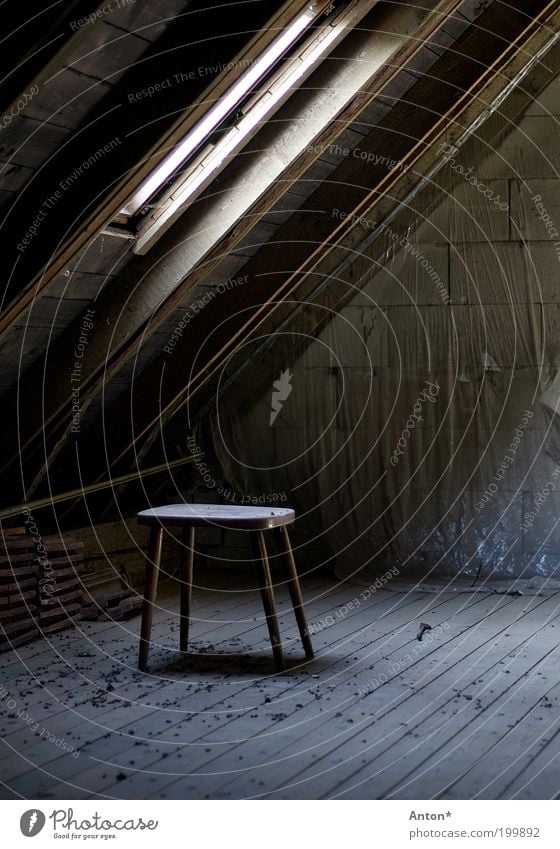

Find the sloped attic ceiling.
[{"left": 0, "top": 0, "right": 559, "bottom": 524}]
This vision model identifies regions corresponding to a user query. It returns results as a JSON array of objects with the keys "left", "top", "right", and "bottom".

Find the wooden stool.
[{"left": 137, "top": 504, "right": 314, "bottom": 672}]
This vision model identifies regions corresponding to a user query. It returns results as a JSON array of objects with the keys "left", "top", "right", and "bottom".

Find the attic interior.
[{"left": 2, "top": 0, "right": 560, "bottom": 802}]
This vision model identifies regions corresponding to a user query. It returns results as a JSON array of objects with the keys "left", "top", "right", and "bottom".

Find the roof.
[{"left": 1, "top": 0, "right": 559, "bottom": 522}]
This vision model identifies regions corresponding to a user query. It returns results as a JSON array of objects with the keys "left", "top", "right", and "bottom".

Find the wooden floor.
[{"left": 2, "top": 572, "right": 560, "bottom": 800}]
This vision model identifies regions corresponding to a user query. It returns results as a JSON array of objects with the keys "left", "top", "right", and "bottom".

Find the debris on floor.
[{"left": 416, "top": 622, "right": 432, "bottom": 641}]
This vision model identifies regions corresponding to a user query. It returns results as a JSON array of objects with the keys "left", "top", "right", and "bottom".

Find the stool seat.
[
  {"left": 137, "top": 503, "right": 314, "bottom": 672},
  {"left": 138, "top": 504, "right": 295, "bottom": 529}
]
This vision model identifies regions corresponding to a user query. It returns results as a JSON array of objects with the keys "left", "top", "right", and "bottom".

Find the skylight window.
[{"left": 121, "top": 4, "right": 320, "bottom": 217}]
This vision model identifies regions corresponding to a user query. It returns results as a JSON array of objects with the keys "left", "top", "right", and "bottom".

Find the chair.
[{"left": 137, "top": 504, "right": 314, "bottom": 671}]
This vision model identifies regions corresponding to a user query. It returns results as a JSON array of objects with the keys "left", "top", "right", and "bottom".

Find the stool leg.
[
  {"left": 180, "top": 526, "right": 195, "bottom": 652},
  {"left": 275, "top": 526, "right": 314, "bottom": 659},
  {"left": 139, "top": 526, "right": 163, "bottom": 671},
  {"left": 251, "top": 531, "right": 284, "bottom": 672}
]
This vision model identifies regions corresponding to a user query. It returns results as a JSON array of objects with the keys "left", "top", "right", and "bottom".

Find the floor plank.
[
  {"left": 309, "top": 594, "right": 560, "bottom": 800},
  {"left": 1, "top": 582, "right": 559, "bottom": 800},
  {"left": 32, "top": 589, "right": 425, "bottom": 799}
]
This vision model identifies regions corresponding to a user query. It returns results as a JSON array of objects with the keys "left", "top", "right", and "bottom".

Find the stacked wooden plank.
[
  {"left": 35, "top": 535, "right": 84, "bottom": 635},
  {"left": 74, "top": 519, "right": 147, "bottom": 621},
  {"left": 78, "top": 559, "right": 144, "bottom": 622},
  {"left": 72, "top": 518, "right": 150, "bottom": 587},
  {"left": 0, "top": 531, "right": 39, "bottom": 651},
  {"left": 0, "top": 528, "right": 85, "bottom": 649},
  {"left": 1, "top": 518, "right": 148, "bottom": 651}
]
